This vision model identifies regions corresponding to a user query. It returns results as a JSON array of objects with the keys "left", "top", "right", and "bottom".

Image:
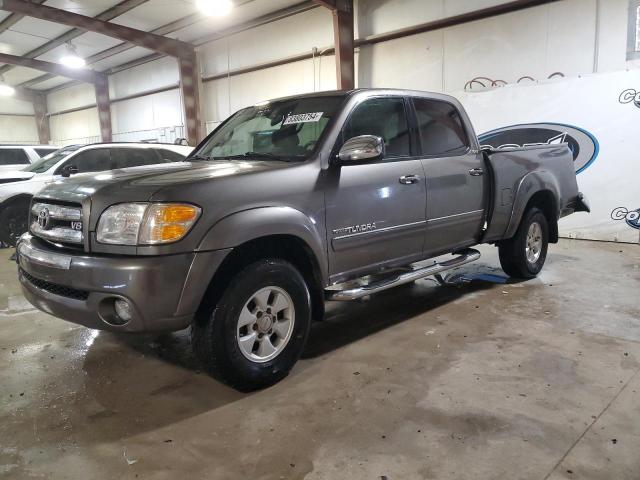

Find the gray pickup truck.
[{"left": 16, "top": 89, "right": 589, "bottom": 390}]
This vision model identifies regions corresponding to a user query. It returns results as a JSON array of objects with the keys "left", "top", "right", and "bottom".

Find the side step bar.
[{"left": 326, "top": 248, "right": 481, "bottom": 301}]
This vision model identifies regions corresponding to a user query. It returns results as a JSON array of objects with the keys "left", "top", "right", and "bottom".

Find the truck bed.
[{"left": 481, "top": 143, "right": 582, "bottom": 243}]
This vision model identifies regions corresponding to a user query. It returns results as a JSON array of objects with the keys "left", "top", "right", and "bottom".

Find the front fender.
[
  {"left": 504, "top": 170, "right": 560, "bottom": 239},
  {"left": 197, "top": 206, "right": 328, "bottom": 282}
]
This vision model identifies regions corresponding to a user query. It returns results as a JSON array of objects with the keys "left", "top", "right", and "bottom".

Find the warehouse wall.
[
  {"left": 0, "top": 115, "right": 39, "bottom": 144},
  {"left": 43, "top": 0, "right": 630, "bottom": 142},
  {"left": 0, "top": 97, "right": 38, "bottom": 144}
]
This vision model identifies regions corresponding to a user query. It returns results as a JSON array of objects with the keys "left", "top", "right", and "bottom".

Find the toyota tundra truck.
[{"left": 16, "top": 89, "right": 589, "bottom": 390}]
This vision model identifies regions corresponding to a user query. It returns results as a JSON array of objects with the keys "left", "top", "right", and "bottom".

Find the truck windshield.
[
  {"left": 193, "top": 95, "right": 345, "bottom": 162},
  {"left": 23, "top": 145, "right": 81, "bottom": 173}
]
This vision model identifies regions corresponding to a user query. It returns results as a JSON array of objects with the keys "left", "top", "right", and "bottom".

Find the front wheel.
[
  {"left": 498, "top": 207, "right": 549, "bottom": 279},
  {"left": 191, "top": 259, "right": 312, "bottom": 391},
  {"left": 0, "top": 198, "right": 31, "bottom": 247}
]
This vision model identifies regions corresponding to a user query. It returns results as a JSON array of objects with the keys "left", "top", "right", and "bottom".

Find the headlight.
[{"left": 97, "top": 203, "right": 201, "bottom": 245}]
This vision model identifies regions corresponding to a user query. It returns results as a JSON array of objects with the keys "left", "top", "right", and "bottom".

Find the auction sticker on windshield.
[{"left": 283, "top": 112, "right": 324, "bottom": 125}]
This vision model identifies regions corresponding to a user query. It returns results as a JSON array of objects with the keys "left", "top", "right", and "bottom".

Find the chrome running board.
[{"left": 325, "top": 248, "right": 481, "bottom": 301}]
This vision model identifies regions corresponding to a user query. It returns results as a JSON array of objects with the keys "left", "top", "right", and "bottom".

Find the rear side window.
[
  {"left": 66, "top": 148, "right": 112, "bottom": 173},
  {"left": 0, "top": 148, "right": 30, "bottom": 165},
  {"left": 34, "top": 148, "right": 57, "bottom": 158},
  {"left": 412, "top": 98, "right": 469, "bottom": 156},
  {"left": 111, "top": 148, "right": 164, "bottom": 169},
  {"left": 157, "top": 149, "right": 186, "bottom": 162},
  {"left": 343, "top": 97, "right": 411, "bottom": 158}
]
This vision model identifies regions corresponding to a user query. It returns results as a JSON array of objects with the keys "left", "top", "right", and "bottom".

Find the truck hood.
[
  {"left": 34, "top": 159, "right": 289, "bottom": 205},
  {"left": 0, "top": 170, "right": 36, "bottom": 184}
]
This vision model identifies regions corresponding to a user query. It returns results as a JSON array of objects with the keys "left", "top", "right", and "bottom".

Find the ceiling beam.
[
  {"left": 0, "top": 0, "right": 195, "bottom": 58},
  {"left": 12, "top": 85, "right": 40, "bottom": 103},
  {"left": 0, "top": 53, "right": 105, "bottom": 84},
  {"left": 0, "top": 0, "right": 44, "bottom": 35},
  {"left": 0, "top": 0, "right": 149, "bottom": 77},
  {"left": 313, "top": 0, "right": 337, "bottom": 9},
  {"left": 32, "top": 1, "right": 317, "bottom": 92}
]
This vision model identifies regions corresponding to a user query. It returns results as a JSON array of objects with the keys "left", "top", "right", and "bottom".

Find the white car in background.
[
  {"left": 0, "top": 145, "right": 60, "bottom": 171},
  {"left": 0, "top": 142, "right": 193, "bottom": 246}
]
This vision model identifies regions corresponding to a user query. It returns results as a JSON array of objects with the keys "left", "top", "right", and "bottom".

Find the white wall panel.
[
  {"left": 110, "top": 89, "right": 183, "bottom": 133},
  {"left": 595, "top": 0, "right": 629, "bottom": 72},
  {"left": 109, "top": 56, "right": 179, "bottom": 99},
  {"left": 355, "top": 0, "right": 512, "bottom": 37},
  {"left": 50, "top": 108, "right": 100, "bottom": 145},
  {"left": 0, "top": 97, "right": 34, "bottom": 115},
  {"left": 356, "top": 30, "right": 444, "bottom": 91},
  {"left": 0, "top": 115, "right": 38, "bottom": 143},
  {"left": 200, "top": 8, "right": 333, "bottom": 78},
  {"left": 47, "top": 83, "right": 96, "bottom": 114}
]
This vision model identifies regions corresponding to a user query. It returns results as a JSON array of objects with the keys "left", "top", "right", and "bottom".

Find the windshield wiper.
[
  {"left": 188, "top": 154, "right": 214, "bottom": 162},
  {"left": 221, "top": 152, "right": 291, "bottom": 162}
]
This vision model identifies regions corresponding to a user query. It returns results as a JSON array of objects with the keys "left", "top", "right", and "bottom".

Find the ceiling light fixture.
[
  {"left": 0, "top": 75, "right": 15, "bottom": 96},
  {"left": 60, "top": 42, "right": 86, "bottom": 69},
  {"left": 196, "top": 0, "right": 233, "bottom": 17}
]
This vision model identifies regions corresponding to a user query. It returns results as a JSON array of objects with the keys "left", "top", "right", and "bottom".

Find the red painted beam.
[
  {"left": 33, "top": 94, "right": 51, "bottom": 144},
  {"left": 94, "top": 76, "right": 113, "bottom": 143},
  {"left": 331, "top": 0, "right": 354, "bottom": 90},
  {"left": 0, "top": 0, "right": 194, "bottom": 58},
  {"left": 313, "top": 0, "right": 336, "bottom": 9},
  {"left": 0, "top": 52, "right": 104, "bottom": 84},
  {"left": 179, "top": 54, "right": 204, "bottom": 146}
]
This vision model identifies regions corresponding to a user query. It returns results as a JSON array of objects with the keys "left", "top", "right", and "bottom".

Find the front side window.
[
  {"left": 63, "top": 148, "right": 112, "bottom": 174},
  {"left": 343, "top": 97, "right": 411, "bottom": 158},
  {"left": 0, "top": 148, "right": 30, "bottom": 165},
  {"left": 413, "top": 98, "right": 469, "bottom": 157},
  {"left": 194, "top": 95, "right": 346, "bottom": 162}
]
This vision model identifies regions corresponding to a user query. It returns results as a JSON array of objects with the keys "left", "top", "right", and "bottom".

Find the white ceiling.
[{"left": 0, "top": 0, "right": 307, "bottom": 91}]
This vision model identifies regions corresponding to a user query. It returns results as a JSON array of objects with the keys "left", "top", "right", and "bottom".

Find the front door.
[
  {"left": 325, "top": 96, "right": 427, "bottom": 282},
  {"left": 411, "top": 97, "right": 487, "bottom": 257}
]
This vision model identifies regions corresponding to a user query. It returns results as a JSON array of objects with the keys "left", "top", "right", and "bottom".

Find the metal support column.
[
  {"left": 179, "top": 53, "right": 204, "bottom": 146},
  {"left": 94, "top": 75, "right": 113, "bottom": 142}
]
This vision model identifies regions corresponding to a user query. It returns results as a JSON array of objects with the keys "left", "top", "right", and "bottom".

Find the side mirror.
[
  {"left": 337, "top": 135, "right": 385, "bottom": 164},
  {"left": 60, "top": 164, "right": 79, "bottom": 178}
]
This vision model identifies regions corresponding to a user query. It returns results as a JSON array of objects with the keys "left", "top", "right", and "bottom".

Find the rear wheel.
[
  {"left": 0, "top": 198, "right": 31, "bottom": 247},
  {"left": 498, "top": 207, "right": 549, "bottom": 279},
  {"left": 191, "top": 259, "right": 312, "bottom": 391}
]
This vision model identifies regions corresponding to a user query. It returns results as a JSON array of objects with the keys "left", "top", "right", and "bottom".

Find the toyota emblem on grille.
[{"left": 37, "top": 208, "right": 51, "bottom": 230}]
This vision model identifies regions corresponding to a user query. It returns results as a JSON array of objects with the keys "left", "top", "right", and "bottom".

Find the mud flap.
[{"left": 575, "top": 192, "right": 591, "bottom": 213}]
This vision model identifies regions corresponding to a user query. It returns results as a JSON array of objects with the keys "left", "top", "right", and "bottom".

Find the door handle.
[
  {"left": 468, "top": 168, "right": 484, "bottom": 176},
  {"left": 399, "top": 174, "right": 420, "bottom": 185}
]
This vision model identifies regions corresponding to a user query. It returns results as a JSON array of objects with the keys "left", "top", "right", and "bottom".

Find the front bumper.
[{"left": 16, "top": 235, "right": 230, "bottom": 332}]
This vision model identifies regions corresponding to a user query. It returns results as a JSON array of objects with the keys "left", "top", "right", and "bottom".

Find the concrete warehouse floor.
[{"left": 1, "top": 240, "right": 639, "bottom": 480}]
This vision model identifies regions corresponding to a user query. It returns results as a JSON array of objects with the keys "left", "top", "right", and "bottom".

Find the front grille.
[
  {"left": 30, "top": 202, "right": 84, "bottom": 246},
  {"left": 20, "top": 268, "right": 89, "bottom": 301}
]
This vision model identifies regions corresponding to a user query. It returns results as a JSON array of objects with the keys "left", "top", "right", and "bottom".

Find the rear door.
[
  {"left": 111, "top": 148, "right": 167, "bottom": 168},
  {"left": 412, "top": 97, "right": 487, "bottom": 256},
  {"left": 325, "top": 96, "right": 427, "bottom": 281},
  {"left": 0, "top": 147, "right": 31, "bottom": 170}
]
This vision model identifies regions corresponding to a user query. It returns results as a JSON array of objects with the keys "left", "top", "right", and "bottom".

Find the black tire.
[
  {"left": 191, "top": 259, "right": 312, "bottom": 391},
  {"left": 0, "top": 198, "right": 31, "bottom": 247},
  {"left": 498, "top": 207, "right": 549, "bottom": 279}
]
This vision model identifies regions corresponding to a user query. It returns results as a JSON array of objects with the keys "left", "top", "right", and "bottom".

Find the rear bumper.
[{"left": 16, "top": 235, "right": 230, "bottom": 333}]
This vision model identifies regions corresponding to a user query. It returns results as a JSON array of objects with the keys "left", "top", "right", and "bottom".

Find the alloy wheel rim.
[
  {"left": 236, "top": 286, "right": 295, "bottom": 363},
  {"left": 526, "top": 221, "right": 543, "bottom": 264}
]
